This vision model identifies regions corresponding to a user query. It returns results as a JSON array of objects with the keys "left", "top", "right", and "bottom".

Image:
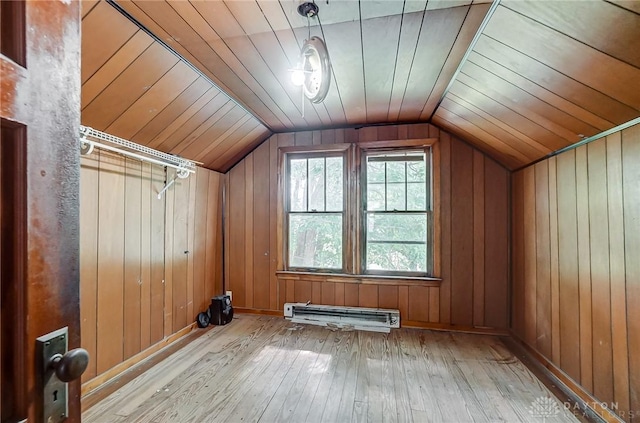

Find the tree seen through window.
[
  {"left": 284, "top": 146, "right": 432, "bottom": 275},
  {"left": 288, "top": 155, "right": 343, "bottom": 269}
]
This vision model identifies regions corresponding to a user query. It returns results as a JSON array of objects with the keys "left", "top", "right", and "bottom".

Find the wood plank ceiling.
[
  {"left": 81, "top": 0, "right": 270, "bottom": 172},
  {"left": 432, "top": 0, "right": 640, "bottom": 169},
  {"left": 81, "top": 0, "right": 640, "bottom": 172}
]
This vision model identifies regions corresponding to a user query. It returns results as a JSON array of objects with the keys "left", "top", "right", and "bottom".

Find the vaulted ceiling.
[{"left": 81, "top": 0, "right": 640, "bottom": 172}]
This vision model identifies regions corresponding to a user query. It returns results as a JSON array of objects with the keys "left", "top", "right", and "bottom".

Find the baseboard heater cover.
[{"left": 284, "top": 303, "right": 400, "bottom": 333}]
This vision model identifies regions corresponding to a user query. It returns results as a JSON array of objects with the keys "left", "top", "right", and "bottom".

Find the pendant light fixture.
[{"left": 291, "top": 1, "right": 331, "bottom": 109}]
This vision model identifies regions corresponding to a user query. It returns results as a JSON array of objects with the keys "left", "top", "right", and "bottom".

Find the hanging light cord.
[{"left": 301, "top": 13, "right": 312, "bottom": 118}]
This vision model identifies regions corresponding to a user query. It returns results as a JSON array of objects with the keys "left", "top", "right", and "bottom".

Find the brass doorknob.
[{"left": 49, "top": 348, "right": 89, "bottom": 382}]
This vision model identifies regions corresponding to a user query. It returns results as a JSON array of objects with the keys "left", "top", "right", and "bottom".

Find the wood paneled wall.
[
  {"left": 225, "top": 123, "right": 510, "bottom": 329},
  {"left": 511, "top": 123, "right": 640, "bottom": 421},
  {"left": 80, "top": 152, "right": 223, "bottom": 383}
]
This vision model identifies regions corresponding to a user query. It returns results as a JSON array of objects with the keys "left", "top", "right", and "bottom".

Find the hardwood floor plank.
[
  {"left": 361, "top": 332, "right": 383, "bottom": 423},
  {"left": 321, "top": 331, "right": 359, "bottom": 423},
  {"left": 258, "top": 325, "right": 332, "bottom": 422},
  {"left": 287, "top": 325, "right": 340, "bottom": 422},
  {"left": 303, "top": 330, "right": 355, "bottom": 423},
  {"left": 332, "top": 331, "right": 362, "bottom": 423},
  {"left": 388, "top": 330, "right": 412, "bottom": 422},
  {"left": 380, "top": 334, "right": 398, "bottom": 423},
  {"left": 394, "top": 329, "right": 427, "bottom": 414},
  {"left": 83, "top": 315, "right": 579, "bottom": 423},
  {"left": 278, "top": 328, "right": 333, "bottom": 421}
]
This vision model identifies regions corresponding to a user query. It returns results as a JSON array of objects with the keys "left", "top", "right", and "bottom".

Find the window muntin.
[
  {"left": 286, "top": 154, "right": 344, "bottom": 270},
  {"left": 364, "top": 151, "right": 431, "bottom": 274}
]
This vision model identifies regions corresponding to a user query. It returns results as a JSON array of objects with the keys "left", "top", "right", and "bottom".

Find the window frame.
[
  {"left": 361, "top": 149, "right": 433, "bottom": 277},
  {"left": 280, "top": 143, "right": 351, "bottom": 273},
  {"left": 278, "top": 138, "right": 440, "bottom": 281}
]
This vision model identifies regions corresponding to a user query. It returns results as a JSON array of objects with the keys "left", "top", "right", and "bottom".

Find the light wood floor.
[{"left": 83, "top": 314, "right": 578, "bottom": 423}]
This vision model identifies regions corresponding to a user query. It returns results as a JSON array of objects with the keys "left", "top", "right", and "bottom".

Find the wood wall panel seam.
[
  {"left": 534, "top": 161, "right": 552, "bottom": 358},
  {"left": 605, "top": 132, "right": 630, "bottom": 413},
  {"left": 586, "top": 140, "right": 614, "bottom": 403},
  {"left": 547, "top": 157, "right": 561, "bottom": 366},
  {"left": 80, "top": 155, "right": 100, "bottom": 382},
  {"left": 575, "top": 145, "right": 594, "bottom": 393},
  {"left": 484, "top": 157, "right": 509, "bottom": 329},
  {"left": 621, "top": 124, "right": 640, "bottom": 419},
  {"left": 472, "top": 150, "right": 485, "bottom": 326}
]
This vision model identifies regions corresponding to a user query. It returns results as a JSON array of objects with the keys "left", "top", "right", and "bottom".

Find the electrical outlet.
[{"left": 226, "top": 290, "right": 232, "bottom": 302}]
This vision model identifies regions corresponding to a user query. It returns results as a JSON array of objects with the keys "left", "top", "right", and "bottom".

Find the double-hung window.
[
  {"left": 286, "top": 152, "right": 344, "bottom": 271},
  {"left": 282, "top": 142, "right": 435, "bottom": 278},
  {"left": 363, "top": 151, "right": 431, "bottom": 275}
]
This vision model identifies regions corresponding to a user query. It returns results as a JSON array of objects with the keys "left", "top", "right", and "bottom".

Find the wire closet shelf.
[{"left": 79, "top": 125, "right": 198, "bottom": 177}]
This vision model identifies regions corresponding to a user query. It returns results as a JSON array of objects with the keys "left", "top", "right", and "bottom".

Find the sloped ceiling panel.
[
  {"left": 81, "top": 1, "right": 270, "bottom": 172},
  {"left": 81, "top": 0, "right": 640, "bottom": 172},
  {"left": 433, "top": 0, "right": 640, "bottom": 170},
  {"left": 115, "top": 0, "right": 491, "bottom": 131}
]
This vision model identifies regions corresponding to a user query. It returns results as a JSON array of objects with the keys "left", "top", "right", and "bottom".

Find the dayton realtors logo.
[{"left": 529, "top": 397, "right": 560, "bottom": 421}]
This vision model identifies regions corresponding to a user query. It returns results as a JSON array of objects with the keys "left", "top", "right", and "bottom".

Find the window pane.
[
  {"left": 308, "top": 157, "right": 325, "bottom": 211},
  {"left": 386, "top": 161, "right": 405, "bottom": 183},
  {"left": 366, "top": 213, "right": 427, "bottom": 272},
  {"left": 407, "top": 159, "right": 425, "bottom": 182},
  {"left": 290, "top": 159, "right": 307, "bottom": 211},
  {"left": 367, "top": 214, "right": 426, "bottom": 243},
  {"left": 386, "top": 182, "right": 405, "bottom": 211},
  {"left": 289, "top": 214, "right": 342, "bottom": 269},
  {"left": 366, "top": 243, "right": 426, "bottom": 272},
  {"left": 367, "top": 183, "right": 385, "bottom": 211},
  {"left": 326, "top": 157, "right": 343, "bottom": 211},
  {"left": 366, "top": 154, "right": 428, "bottom": 213},
  {"left": 407, "top": 182, "right": 426, "bottom": 210},
  {"left": 367, "top": 160, "right": 385, "bottom": 183}
]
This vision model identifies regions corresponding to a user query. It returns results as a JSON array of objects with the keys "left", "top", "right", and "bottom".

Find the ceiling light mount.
[{"left": 297, "top": 1, "right": 319, "bottom": 18}]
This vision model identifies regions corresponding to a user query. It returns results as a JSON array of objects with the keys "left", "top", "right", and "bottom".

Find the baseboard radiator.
[{"left": 284, "top": 303, "right": 400, "bottom": 333}]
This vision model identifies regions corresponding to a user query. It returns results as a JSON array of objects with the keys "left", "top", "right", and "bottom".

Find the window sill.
[{"left": 276, "top": 271, "right": 441, "bottom": 287}]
